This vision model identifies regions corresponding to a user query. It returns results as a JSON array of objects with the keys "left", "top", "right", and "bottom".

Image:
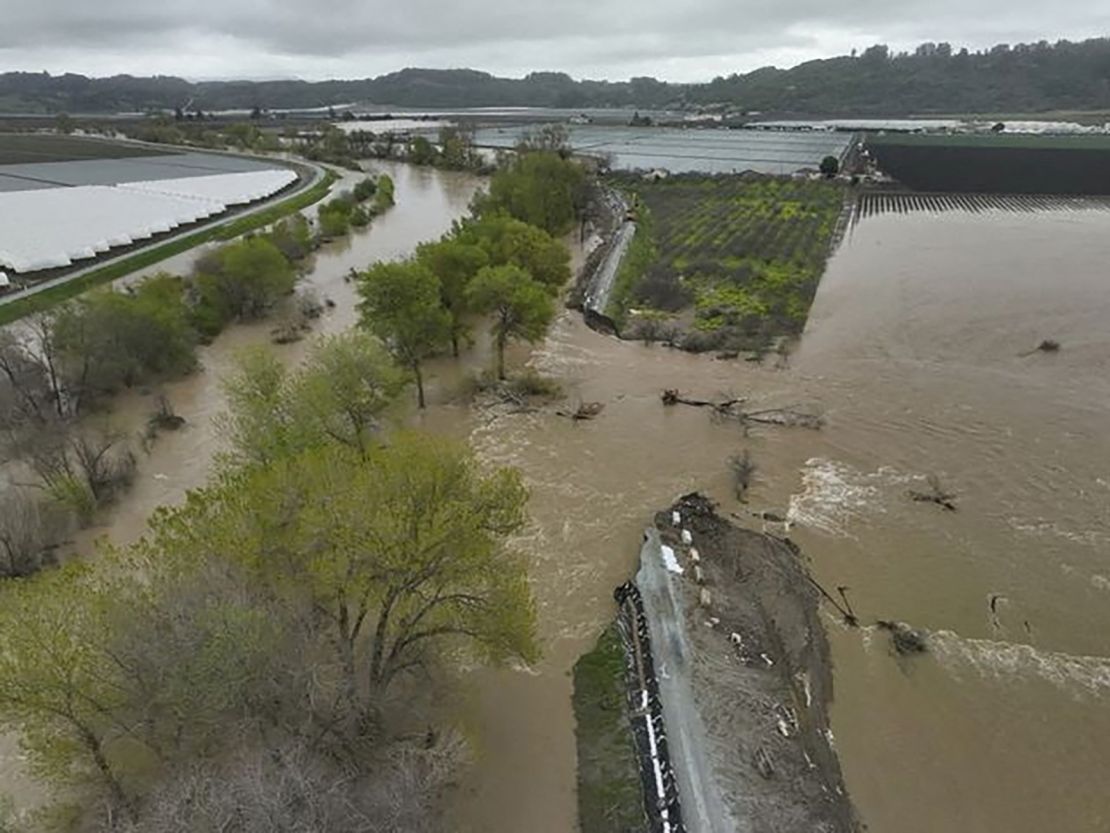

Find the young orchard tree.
[
  {"left": 356, "top": 260, "right": 450, "bottom": 408},
  {"left": 466, "top": 264, "right": 555, "bottom": 380}
]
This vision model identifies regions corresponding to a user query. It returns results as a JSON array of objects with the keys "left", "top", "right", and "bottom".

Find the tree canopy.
[
  {"left": 415, "top": 239, "right": 490, "bottom": 356},
  {"left": 356, "top": 260, "right": 450, "bottom": 408},
  {"left": 466, "top": 264, "right": 556, "bottom": 380},
  {"left": 454, "top": 213, "right": 570, "bottom": 292},
  {"left": 478, "top": 151, "right": 588, "bottom": 236}
]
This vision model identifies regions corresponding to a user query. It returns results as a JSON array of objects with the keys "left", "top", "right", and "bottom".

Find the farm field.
[
  {"left": 606, "top": 173, "right": 846, "bottom": 350},
  {"left": 0, "top": 132, "right": 176, "bottom": 164}
]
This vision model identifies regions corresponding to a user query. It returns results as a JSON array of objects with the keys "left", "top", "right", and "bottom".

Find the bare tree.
[
  {"left": 0, "top": 490, "right": 62, "bottom": 578},
  {"left": 728, "top": 450, "right": 757, "bottom": 502},
  {"left": 114, "top": 734, "right": 466, "bottom": 833},
  {"left": 27, "top": 427, "right": 136, "bottom": 522}
]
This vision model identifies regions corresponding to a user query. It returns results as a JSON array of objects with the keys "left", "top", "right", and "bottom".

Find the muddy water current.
[{"left": 3, "top": 170, "right": 1108, "bottom": 832}]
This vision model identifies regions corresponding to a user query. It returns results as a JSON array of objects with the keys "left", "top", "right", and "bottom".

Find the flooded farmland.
[{"left": 3, "top": 163, "right": 1109, "bottom": 833}]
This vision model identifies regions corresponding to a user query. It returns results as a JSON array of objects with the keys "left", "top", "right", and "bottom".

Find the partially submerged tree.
[
  {"left": 0, "top": 489, "right": 62, "bottom": 578},
  {"left": 415, "top": 239, "right": 489, "bottom": 356},
  {"left": 466, "top": 264, "right": 555, "bottom": 380},
  {"left": 0, "top": 564, "right": 137, "bottom": 822},
  {"left": 292, "top": 332, "right": 407, "bottom": 459},
  {"left": 454, "top": 213, "right": 571, "bottom": 292},
  {"left": 357, "top": 260, "right": 450, "bottom": 408},
  {"left": 143, "top": 434, "right": 537, "bottom": 717}
]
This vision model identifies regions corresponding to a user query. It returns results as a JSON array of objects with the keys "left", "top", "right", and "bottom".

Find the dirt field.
[
  {"left": 0, "top": 133, "right": 175, "bottom": 165},
  {"left": 639, "top": 494, "right": 858, "bottom": 833}
]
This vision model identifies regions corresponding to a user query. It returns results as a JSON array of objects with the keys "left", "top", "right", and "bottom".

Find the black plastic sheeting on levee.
[{"left": 614, "top": 580, "right": 687, "bottom": 833}]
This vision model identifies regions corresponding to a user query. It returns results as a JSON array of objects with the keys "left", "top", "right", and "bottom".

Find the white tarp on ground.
[{"left": 0, "top": 169, "right": 297, "bottom": 274}]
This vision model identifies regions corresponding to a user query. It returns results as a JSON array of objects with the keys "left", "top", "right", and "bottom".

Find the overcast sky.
[{"left": 1, "top": 0, "right": 1107, "bottom": 82}]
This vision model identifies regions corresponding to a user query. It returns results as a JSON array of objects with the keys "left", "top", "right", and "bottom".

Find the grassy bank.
[
  {"left": 0, "top": 169, "right": 337, "bottom": 327},
  {"left": 572, "top": 623, "right": 646, "bottom": 833},
  {"left": 606, "top": 173, "right": 844, "bottom": 352}
]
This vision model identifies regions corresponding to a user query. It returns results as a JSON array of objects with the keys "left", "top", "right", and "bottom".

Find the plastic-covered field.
[
  {"left": 465, "top": 126, "right": 854, "bottom": 174},
  {"left": 0, "top": 169, "right": 297, "bottom": 274}
]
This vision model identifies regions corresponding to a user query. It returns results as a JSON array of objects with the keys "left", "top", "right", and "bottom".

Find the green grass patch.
[
  {"left": 0, "top": 169, "right": 337, "bottom": 327},
  {"left": 572, "top": 623, "right": 646, "bottom": 833}
]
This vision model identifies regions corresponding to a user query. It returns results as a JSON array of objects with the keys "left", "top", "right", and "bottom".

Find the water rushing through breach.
[{"left": 3, "top": 166, "right": 1108, "bottom": 832}]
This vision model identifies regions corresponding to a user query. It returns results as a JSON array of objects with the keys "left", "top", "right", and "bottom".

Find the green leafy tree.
[
  {"left": 216, "top": 347, "right": 306, "bottom": 468},
  {"left": 0, "top": 565, "right": 137, "bottom": 821},
  {"left": 480, "top": 151, "right": 587, "bottom": 235},
  {"left": 437, "top": 125, "right": 482, "bottom": 170},
  {"left": 218, "top": 335, "right": 405, "bottom": 466},
  {"left": 406, "top": 136, "right": 438, "bottom": 166},
  {"left": 141, "top": 434, "right": 538, "bottom": 713},
  {"left": 415, "top": 239, "right": 489, "bottom": 356},
  {"left": 454, "top": 213, "right": 570, "bottom": 292},
  {"left": 291, "top": 332, "right": 407, "bottom": 459},
  {"left": 192, "top": 237, "right": 295, "bottom": 333},
  {"left": 50, "top": 275, "right": 197, "bottom": 398},
  {"left": 466, "top": 264, "right": 555, "bottom": 380},
  {"left": 357, "top": 261, "right": 450, "bottom": 408},
  {"left": 819, "top": 155, "right": 840, "bottom": 177}
]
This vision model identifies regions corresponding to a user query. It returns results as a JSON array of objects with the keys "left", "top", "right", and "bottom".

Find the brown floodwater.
[{"left": 3, "top": 169, "right": 1109, "bottom": 833}]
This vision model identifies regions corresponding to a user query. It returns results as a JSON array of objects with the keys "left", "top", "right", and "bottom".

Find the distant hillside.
[{"left": 3, "top": 38, "right": 1110, "bottom": 116}]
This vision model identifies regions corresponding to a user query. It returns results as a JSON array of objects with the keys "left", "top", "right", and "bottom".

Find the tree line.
[
  {"left": 0, "top": 176, "right": 391, "bottom": 579},
  {"left": 4, "top": 38, "right": 1110, "bottom": 114},
  {"left": 358, "top": 141, "right": 591, "bottom": 406}
]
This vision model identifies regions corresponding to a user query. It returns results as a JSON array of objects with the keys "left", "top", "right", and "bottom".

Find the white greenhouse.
[{"left": 0, "top": 169, "right": 298, "bottom": 274}]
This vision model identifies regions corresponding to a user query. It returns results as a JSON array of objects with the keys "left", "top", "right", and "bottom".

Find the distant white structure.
[
  {"left": 0, "top": 169, "right": 296, "bottom": 274},
  {"left": 0, "top": 271, "right": 10, "bottom": 289}
]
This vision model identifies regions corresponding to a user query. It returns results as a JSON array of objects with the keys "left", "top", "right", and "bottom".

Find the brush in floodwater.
[{"left": 1018, "top": 339, "right": 1061, "bottom": 357}]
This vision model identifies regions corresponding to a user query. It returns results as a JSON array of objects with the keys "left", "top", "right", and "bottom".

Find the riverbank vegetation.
[
  {"left": 356, "top": 145, "right": 585, "bottom": 395},
  {"left": 0, "top": 333, "right": 538, "bottom": 830},
  {"left": 0, "top": 174, "right": 396, "bottom": 578},
  {"left": 606, "top": 173, "right": 846, "bottom": 353},
  {"left": 572, "top": 624, "right": 646, "bottom": 833}
]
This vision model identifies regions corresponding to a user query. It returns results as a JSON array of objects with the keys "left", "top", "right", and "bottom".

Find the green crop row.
[{"left": 606, "top": 172, "right": 845, "bottom": 343}]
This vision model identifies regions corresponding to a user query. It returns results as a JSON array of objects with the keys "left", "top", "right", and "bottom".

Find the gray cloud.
[{"left": 0, "top": 0, "right": 1107, "bottom": 81}]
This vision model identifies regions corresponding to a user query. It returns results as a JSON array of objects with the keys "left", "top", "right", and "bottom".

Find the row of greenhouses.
[{"left": 0, "top": 169, "right": 296, "bottom": 274}]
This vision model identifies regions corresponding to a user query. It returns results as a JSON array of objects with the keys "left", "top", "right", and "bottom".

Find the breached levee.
[{"left": 602, "top": 493, "right": 859, "bottom": 833}]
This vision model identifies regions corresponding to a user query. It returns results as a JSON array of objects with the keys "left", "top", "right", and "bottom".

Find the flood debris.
[
  {"left": 877, "top": 620, "right": 928, "bottom": 655},
  {"left": 556, "top": 401, "right": 605, "bottom": 421},
  {"left": 907, "top": 474, "right": 958, "bottom": 511},
  {"left": 147, "top": 394, "right": 185, "bottom": 433},
  {"left": 727, "top": 450, "right": 756, "bottom": 502},
  {"left": 661, "top": 389, "right": 824, "bottom": 429},
  {"left": 1019, "top": 339, "right": 1061, "bottom": 356}
]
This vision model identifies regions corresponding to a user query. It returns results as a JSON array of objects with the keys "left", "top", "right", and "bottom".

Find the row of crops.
[{"left": 606, "top": 173, "right": 847, "bottom": 348}]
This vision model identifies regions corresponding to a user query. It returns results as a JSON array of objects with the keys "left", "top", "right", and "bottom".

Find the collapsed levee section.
[
  {"left": 614, "top": 580, "right": 686, "bottom": 833},
  {"left": 613, "top": 492, "right": 859, "bottom": 833}
]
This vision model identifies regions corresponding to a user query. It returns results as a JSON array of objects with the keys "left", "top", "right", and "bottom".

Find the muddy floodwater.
[{"left": 3, "top": 165, "right": 1109, "bottom": 833}]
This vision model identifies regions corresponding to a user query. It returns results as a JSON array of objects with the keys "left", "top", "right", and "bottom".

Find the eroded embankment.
[{"left": 589, "top": 493, "right": 859, "bottom": 833}]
